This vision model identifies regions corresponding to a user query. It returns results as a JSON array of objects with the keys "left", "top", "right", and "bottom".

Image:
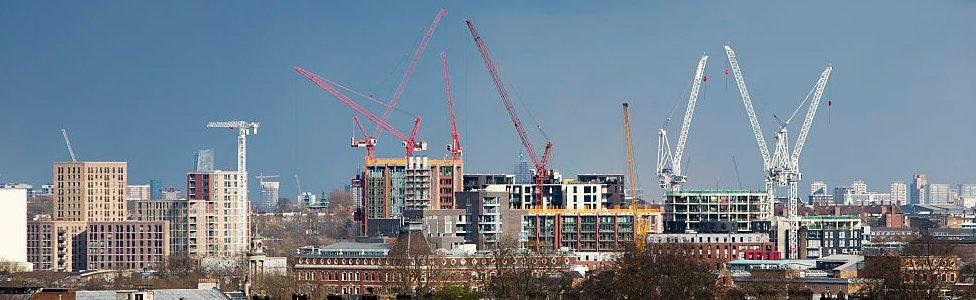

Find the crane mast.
[
  {"left": 657, "top": 55, "right": 708, "bottom": 192},
  {"left": 622, "top": 103, "right": 641, "bottom": 205},
  {"left": 441, "top": 52, "right": 463, "bottom": 160},
  {"left": 466, "top": 19, "right": 553, "bottom": 209},
  {"left": 295, "top": 66, "right": 427, "bottom": 157}
]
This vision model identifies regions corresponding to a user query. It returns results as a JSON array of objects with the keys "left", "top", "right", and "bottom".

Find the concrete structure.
[
  {"left": 845, "top": 192, "right": 893, "bottom": 206},
  {"left": 0, "top": 189, "right": 29, "bottom": 269},
  {"left": 85, "top": 221, "right": 169, "bottom": 270},
  {"left": 910, "top": 174, "right": 927, "bottom": 205},
  {"left": 160, "top": 187, "right": 183, "bottom": 200},
  {"left": 523, "top": 208, "right": 663, "bottom": 251},
  {"left": 363, "top": 157, "right": 463, "bottom": 219},
  {"left": 777, "top": 215, "right": 864, "bottom": 259},
  {"left": 462, "top": 174, "right": 513, "bottom": 192},
  {"left": 128, "top": 199, "right": 189, "bottom": 256},
  {"left": 889, "top": 181, "right": 907, "bottom": 205},
  {"left": 929, "top": 183, "right": 952, "bottom": 205},
  {"left": 53, "top": 162, "right": 128, "bottom": 222},
  {"left": 664, "top": 190, "right": 771, "bottom": 234},
  {"left": 186, "top": 170, "right": 250, "bottom": 258},
  {"left": 194, "top": 149, "right": 215, "bottom": 172},
  {"left": 126, "top": 184, "right": 151, "bottom": 201},
  {"left": 258, "top": 178, "right": 280, "bottom": 211},
  {"left": 576, "top": 174, "right": 625, "bottom": 208},
  {"left": 646, "top": 232, "right": 775, "bottom": 269}
]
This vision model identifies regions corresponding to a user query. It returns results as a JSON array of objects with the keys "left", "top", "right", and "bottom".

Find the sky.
[{"left": 1, "top": 1, "right": 974, "bottom": 201}]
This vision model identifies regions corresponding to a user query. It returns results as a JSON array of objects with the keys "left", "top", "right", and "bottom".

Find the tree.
[
  {"left": 433, "top": 284, "right": 479, "bottom": 300},
  {"left": 857, "top": 235, "right": 963, "bottom": 299},
  {"left": 575, "top": 243, "right": 715, "bottom": 299}
]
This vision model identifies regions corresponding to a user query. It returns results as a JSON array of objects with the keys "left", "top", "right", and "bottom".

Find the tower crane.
[
  {"left": 623, "top": 102, "right": 649, "bottom": 250},
  {"left": 441, "top": 52, "right": 463, "bottom": 160},
  {"left": 724, "top": 44, "right": 832, "bottom": 259},
  {"left": 60, "top": 128, "right": 78, "bottom": 162},
  {"left": 466, "top": 19, "right": 553, "bottom": 209},
  {"left": 351, "top": 116, "right": 377, "bottom": 160},
  {"left": 207, "top": 120, "right": 259, "bottom": 228},
  {"left": 622, "top": 103, "right": 641, "bottom": 205},
  {"left": 656, "top": 55, "right": 708, "bottom": 193},
  {"left": 295, "top": 67, "right": 427, "bottom": 157}
]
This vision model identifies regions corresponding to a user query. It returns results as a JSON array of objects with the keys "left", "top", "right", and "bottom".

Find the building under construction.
[
  {"left": 664, "top": 190, "right": 772, "bottom": 234},
  {"left": 362, "top": 157, "right": 463, "bottom": 220}
]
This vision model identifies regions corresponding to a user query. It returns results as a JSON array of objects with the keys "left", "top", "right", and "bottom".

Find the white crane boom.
[
  {"left": 790, "top": 65, "right": 832, "bottom": 166},
  {"left": 656, "top": 54, "right": 707, "bottom": 192},
  {"left": 724, "top": 44, "right": 771, "bottom": 170},
  {"left": 294, "top": 174, "right": 303, "bottom": 195},
  {"left": 60, "top": 128, "right": 77, "bottom": 162},
  {"left": 672, "top": 54, "right": 708, "bottom": 176}
]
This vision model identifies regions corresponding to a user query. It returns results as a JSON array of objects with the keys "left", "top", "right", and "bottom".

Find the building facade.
[
  {"left": 128, "top": 199, "right": 189, "bottom": 256},
  {"left": 890, "top": 181, "right": 907, "bottom": 205},
  {"left": 85, "top": 221, "right": 169, "bottom": 270},
  {"left": 0, "top": 189, "right": 28, "bottom": 268},
  {"left": 910, "top": 174, "right": 927, "bottom": 205},
  {"left": 363, "top": 157, "right": 463, "bottom": 219},
  {"left": 646, "top": 233, "right": 775, "bottom": 269},
  {"left": 53, "top": 162, "right": 128, "bottom": 222},
  {"left": 258, "top": 178, "right": 280, "bottom": 211},
  {"left": 523, "top": 208, "right": 663, "bottom": 251},
  {"left": 777, "top": 216, "right": 864, "bottom": 259},
  {"left": 186, "top": 170, "right": 250, "bottom": 258},
  {"left": 664, "top": 190, "right": 771, "bottom": 234},
  {"left": 929, "top": 183, "right": 951, "bottom": 205},
  {"left": 26, "top": 219, "right": 88, "bottom": 271}
]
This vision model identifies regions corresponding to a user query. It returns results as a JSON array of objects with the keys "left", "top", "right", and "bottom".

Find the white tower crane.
[
  {"left": 657, "top": 54, "right": 708, "bottom": 192},
  {"left": 724, "top": 44, "right": 832, "bottom": 259},
  {"left": 207, "top": 120, "right": 260, "bottom": 203}
]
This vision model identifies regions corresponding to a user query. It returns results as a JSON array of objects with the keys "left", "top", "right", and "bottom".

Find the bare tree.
[{"left": 575, "top": 243, "right": 715, "bottom": 299}]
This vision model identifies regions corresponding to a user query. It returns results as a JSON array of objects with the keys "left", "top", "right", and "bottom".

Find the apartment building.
[
  {"left": 523, "top": 208, "right": 663, "bottom": 252},
  {"left": 26, "top": 219, "right": 88, "bottom": 271},
  {"left": 86, "top": 221, "right": 169, "bottom": 270},
  {"left": 646, "top": 232, "right": 775, "bottom": 269},
  {"left": 186, "top": 170, "right": 250, "bottom": 258},
  {"left": 53, "top": 162, "right": 128, "bottom": 222},
  {"left": 664, "top": 190, "right": 772, "bottom": 234},
  {"left": 128, "top": 199, "right": 189, "bottom": 256},
  {"left": 363, "top": 157, "right": 463, "bottom": 219},
  {"left": 777, "top": 215, "right": 864, "bottom": 259}
]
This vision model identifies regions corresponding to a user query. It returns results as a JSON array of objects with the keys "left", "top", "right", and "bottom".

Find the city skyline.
[{"left": 1, "top": 1, "right": 975, "bottom": 200}]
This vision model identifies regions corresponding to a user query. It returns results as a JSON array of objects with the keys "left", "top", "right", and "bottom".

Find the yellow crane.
[{"left": 623, "top": 102, "right": 648, "bottom": 250}]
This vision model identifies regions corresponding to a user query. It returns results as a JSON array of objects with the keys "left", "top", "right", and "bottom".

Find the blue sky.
[{"left": 1, "top": 1, "right": 974, "bottom": 200}]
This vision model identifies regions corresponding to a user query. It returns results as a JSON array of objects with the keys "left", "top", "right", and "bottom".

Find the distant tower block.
[{"left": 194, "top": 149, "right": 214, "bottom": 172}]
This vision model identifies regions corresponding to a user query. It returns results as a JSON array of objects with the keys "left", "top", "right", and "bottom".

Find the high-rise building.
[
  {"left": 890, "top": 181, "right": 908, "bottom": 205},
  {"left": 959, "top": 184, "right": 976, "bottom": 208},
  {"left": 194, "top": 149, "right": 215, "bottom": 172},
  {"left": 53, "top": 162, "right": 128, "bottom": 222},
  {"left": 810, "top": 180, "right": 828, "bottom": 195},
  {"left": 833, "top": 187, "right": 853, "bottom": 205},
  {"left": 258, "top": 177, "right": 280, "bottom": 211},
  {"left": 852, "top": 180, "right": 868, "bottom": 194},
  {"left": 0, "top": 189, "right": 28, "bottom": 270},
  {"left": 149, "top": 179, "right": 160, "bottom": 200},
  {"left": 364, "top": 157, "right": 462, "bottom": 219},
  {"left": 126, "top": 184, "right": 151, "bottom": 201},
  {"left": 128, "top": 199, "right": 189, "bottom": 256},
  {"left": 928, "top": 183, "right": 951, "bottom": 205},
  {"left": 514, "top": 153, "right": 532, "bottom": 184},
  {"left": 186, "top": 170, "right": 250, "bottom": 258},
  {"left": 160, "top": 187, "right": 184, "bottom": 200},
  {"left": 910, "top": 174, "right": 927, "bottom": 205}
]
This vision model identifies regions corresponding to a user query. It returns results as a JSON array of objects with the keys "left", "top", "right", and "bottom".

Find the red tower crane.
[
  {"left": 441, "top": 52, "right": 463, "bottom": 160},
  {"left": 466, "top": 19, "right": 553, "bottom": 209},
  {"left": 373, "top": 8, "right": 447, "bottom": 137},
  {"left": 351, "top": 116, "right": 377, "bottom": 160},
  {"left": 296, "top": 67, "right": 427, "bottom": 157}
]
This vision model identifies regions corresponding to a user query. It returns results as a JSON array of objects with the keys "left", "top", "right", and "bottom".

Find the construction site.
[{"left": 289, "top": 7, "right": 838, "bottom": 260}]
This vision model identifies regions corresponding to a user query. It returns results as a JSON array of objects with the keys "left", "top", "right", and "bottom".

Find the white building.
[
  {"left": 852, "top": 180, "right": 868, "bottom": 194},
  {"left": 126, "top": 184, "right": 151, "bottom": 201},
  {"left": 0, "top": 189, "right": 30, "bottom": 270},
  {"left": 259, "top": 179, "right": 280, "bottom": 211},
  {"left": 811, "top": 181, "right": 828, "bottom": 195},
  {"left": 960, "top": 184, "right": 976, "bottom": 208},
  {"left": 929, "top": 183, "right": 951, "bottom": 205},
  {"left": 889, "top": 181, "right": 908, "bottom": 205}
]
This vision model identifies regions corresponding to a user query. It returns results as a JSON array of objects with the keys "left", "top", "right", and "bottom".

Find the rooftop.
[{"left": 667, "top": 190, "right": 765, "bottom": 196}]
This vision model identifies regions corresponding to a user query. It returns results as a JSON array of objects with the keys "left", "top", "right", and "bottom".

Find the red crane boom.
[
  {"left": 441, "top": 52, "right": 463, "bottom": 160},
  {"left": 296, "top": 66, "right": 426, "bottom": 157},
  {"left": 466, "top": 19, "right": 553, "bottom": 208},
  {"left": 351, "top": 116, "right": 376, "bottom": 160},
  {"left": 373, "top": 8, "right": 447, "bottom": 137}
]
